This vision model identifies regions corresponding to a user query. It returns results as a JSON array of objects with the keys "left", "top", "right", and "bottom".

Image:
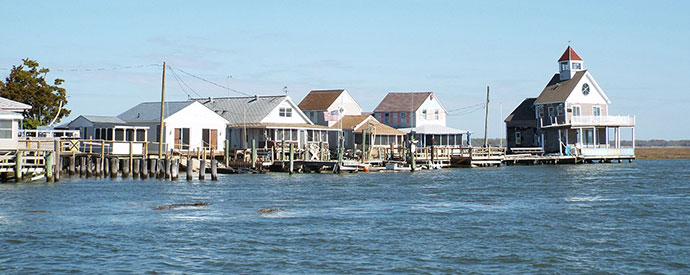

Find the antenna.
[{"left": 283, "top": 86, "right": 288, "bottom": 95}]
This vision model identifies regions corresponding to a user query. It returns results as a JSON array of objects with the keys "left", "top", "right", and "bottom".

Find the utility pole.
[
  {"left": 158, "top": 61, "right": 166, "bottom": 159},
  {"left": 484, "top": 85, "right": 490, "bottom": 148}
]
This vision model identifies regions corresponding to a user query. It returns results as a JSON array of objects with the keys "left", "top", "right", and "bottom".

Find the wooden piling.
[
  {"left": 95, "top": 157, "right": 102, "bottom": 177},
  {"left": 289, "top": 144, "right": 294, "bottom": 175},
  {"left": 141, "top": 158, "right": 148, "bottom": 179},
  {"left": 122, "top": 159, "right": 130, "bottom": 178},
  {"left": 199, "top": 159, "right": 206, "bottom": 180},
  {"left": 44, "top": 151, "right": 54, "bottom": 182},
  {"left": 171, "top": 159, "right": 179, "bottom": 180},
  {"left": 165, "top": 157, "right": 172, "bottom": 179},
  {"left": 149, "top": 158, "right": 157, "bottom": 179},
  {"left": 133, "top": 159, "right": 140, "bottom": 178},
  {"left": 14, "top": 151, "right": 23, "bottom": 182},
  {"left": 69, "top": 153, "right": 76, "bottom": 176},
  {"left": 104, "top": 157, "right": 110, "bottom": 177},
  {"left": 186, "top": 157, "right": 193, "bottom": 181},
  {"left": 54, "top": 141, "right": 61, "bottom": 182},
  {"left": 211, "top": 158, "right": 218, "bottom": 181},
  {"left": 86, "top": 156, "right": 93, "bottom": 178},
  {"left": 157, "top": 158, "right": 165, "bottom": 179},
  {"left": 110, "top": 157, "right": 118, "bottom": 178},
  {"left": 80, "top": 156, "right": 86, "bottom": 177}
]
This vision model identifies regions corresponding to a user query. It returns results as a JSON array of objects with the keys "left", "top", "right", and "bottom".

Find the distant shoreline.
[{"left": 635, "top": 147, "right": 690, "bottom": 160}]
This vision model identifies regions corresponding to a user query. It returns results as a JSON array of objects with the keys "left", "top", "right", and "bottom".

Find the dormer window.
[{"left": 560, "top": 62, "right": 568, "bottom": 71}]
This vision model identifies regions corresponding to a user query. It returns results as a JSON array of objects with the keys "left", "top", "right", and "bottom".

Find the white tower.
[{"left": 558, "top": 46, "right": 584, "bottom": 81}]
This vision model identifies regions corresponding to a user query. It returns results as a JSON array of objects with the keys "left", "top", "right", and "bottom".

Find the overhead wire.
[
  {"left": 170, "top": 66, "right": 252, "bottom": 97},
  {"left": 168, "top": 66, "right": 202, "bottom": 98}
]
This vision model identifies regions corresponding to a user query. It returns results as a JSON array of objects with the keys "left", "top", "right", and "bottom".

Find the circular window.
[{"left": 582, "top": 83, "right": 590, "bottom": 96}]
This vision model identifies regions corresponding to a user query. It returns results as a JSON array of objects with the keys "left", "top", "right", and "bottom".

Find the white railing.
[
  {"left": 570, "top": 115, "right": 635, "bottom": 126},
  {"left": 18, "top": 129, "right": 81, "bottom": 138}
]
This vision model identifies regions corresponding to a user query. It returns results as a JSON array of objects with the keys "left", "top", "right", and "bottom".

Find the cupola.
[{"left": 558, "top": 46, "right": 584, "bottom": 81}]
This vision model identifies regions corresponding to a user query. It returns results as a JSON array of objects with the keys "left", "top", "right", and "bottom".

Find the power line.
[
  {"left": 170, "top": 66, "right": 251, "bottom": 97},
  {"left": 168, "top": 66, "right": 202, "bottom": 98}
]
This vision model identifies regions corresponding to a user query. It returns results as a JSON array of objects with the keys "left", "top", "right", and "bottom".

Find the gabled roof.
[
  {"left": 298, "top": 89, "right": 344, "bottom": 110},
  {"left": 505, "top": 98, "right": 537, "bottom": 127},
  {"left": 534, "top": 71, "right": 587, "bottom": 104},
  {"left": 0, "top": 96, "right": 32, "bottom": 110},
  {"left": 192, "top": 95, "right": 294, "bottom": 125},
  {"left": 558, "top": 46, "right": 582, "bottom": 62},
  {"left": 118, "top": 101, "right": 196, "bottom": 123},
  {"left": 373, "top": 92, "right": 432, "bottom": 112},
  {"left": 79, "top": 115, "right": 126, "bottom": 124},
  {"left": 331, "top": 114, "right": 404, "bottom": 136}
]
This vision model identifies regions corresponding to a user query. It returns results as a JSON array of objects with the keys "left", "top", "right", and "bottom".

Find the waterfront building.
[
  {"left": 372, "top": 92, "right": 469, "bottom": 147},
  {"left": 330, "top": 114, "right": 405, "bottom": 152},
  {"left": 118, "top": 101, "right": 228, "bottom": 153},
  {"left": 298, "top": 89, "right": 363, "bottom": 127},
  {"left": 194, "top": 96, "right": 338, "bottom": 152},
  {"left": 505, "top": 46, "right": 636, "bottom": 157},
  {"left": 0, "top": 96, "right": 31, "bottom": 150}
]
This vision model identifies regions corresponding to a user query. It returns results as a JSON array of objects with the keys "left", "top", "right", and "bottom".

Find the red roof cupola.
[{"left": 558, "top": 46, "right": 582, "bottom": 62}]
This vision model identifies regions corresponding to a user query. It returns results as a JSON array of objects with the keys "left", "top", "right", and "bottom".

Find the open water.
[{"left": 1, "top": 159, "right": 689, "bottom": 274}]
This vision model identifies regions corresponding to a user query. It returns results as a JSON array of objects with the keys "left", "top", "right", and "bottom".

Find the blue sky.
[{"left": 1, "top": 1, "right": 688, "bottom": 139}]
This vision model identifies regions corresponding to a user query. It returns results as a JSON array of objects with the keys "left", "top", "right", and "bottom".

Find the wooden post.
[
  {"left": 44, "top": 151, "right": 54, "bottom": 182},
  {"left": 133, "top": 159, "right": 140, "bottom": 178},
  {"left": 186, "top": 157, "right": 193, "bottom": 181},
  {"left": 141, "top": 158, "right": 148, "bottom": 179},
  {"left": 199, "top": 158, "right": 206, "bottom": 180},
  {"left": 80, "top": 156, "right": 86, "bottom": 177},
  {"left": 165, "top": 157, "right": 172, "bottom": 180},
  {"left": 14, "top": 151, "right": 23, "bottom": 182},
  {"left": 95, "top": 157, "right": 102, "bottom": 177},
  {"left": 69, "top": 153, "right": 76, "bottom": 176},
  {"left": 86, "top": 156, "right": 93, "bottom": 178},
  {"left": 149, "top": 158, "right": 156, "bottom": 179},
  {"left": 104, "top": 157, "right": 110, "bottom": 177},
  {"left": 171, "top": 159, "right": 179, "bottom": 180},
  {"left": 54, "top": 141, "right": 61, "bottom": 182},
  {"left": 431, "top": 137, "right": 435, "bottom": 165},
  {"left": 289, "top": 143, "right": 294, "bottom": 175},
  {"left": 158, "top": 61, "right": 166, "bottom": 160},
  {"left": 110, "top": 157, "right": 118, "bottom": 178},
  {"left": 251, "top": 138, "right": 256, "bottom": 168},
  {"left": 122, "top": 159, "right": 130, "bottom": 178},
  {"left": 211, "top": 158, "right": 218, "bottom": 181},
  {"left": 224, "top": 139, "right": 230, "bottom": 167},
  {"left": 157, "top": 158, "right": 165, "bottom": 179},
  {"left": 129, "top": 141, "right": 134, "bottom": 174}
]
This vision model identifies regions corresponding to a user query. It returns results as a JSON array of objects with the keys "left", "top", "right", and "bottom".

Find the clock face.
[{"left": 582, "top": 83, "right": 590, "bottom": 96}]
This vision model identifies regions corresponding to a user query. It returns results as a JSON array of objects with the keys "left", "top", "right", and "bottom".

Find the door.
[{"left": 202, "top": 129, "right": 218, "bottom": 150}]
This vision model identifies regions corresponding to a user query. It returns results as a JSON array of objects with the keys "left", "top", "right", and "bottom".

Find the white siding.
[
  {"left": 261, "top": 99, "right": 312, "bottom": 124},
  {"left": 162, "top": 102, "right": 228, "bottom": 151}
]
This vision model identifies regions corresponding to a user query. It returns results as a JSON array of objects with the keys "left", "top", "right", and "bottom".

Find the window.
[
  {"left": 106, "top": 129, "right": 113, "bottom": 141},
  {"left": 136, "top": 129, "right": 146, "bottom": 141},
  {"left": 126, "top": 129, "right": 134, "bottom": 141},
  {"left": 115, "top": 129, "right": 125, "bottom": 141},
  {"left": 548, "top": 106, "right": 555, "bottom": 117},
  {"left": 572, "top": 63, "right": 581, "bottom": 70},
  {"left": 434, "top": 110, "right": 440, "bottom": 120},
  {"left": 0, "top": 120, "right": 12, "bottom": 139},
  {"left": 537, "top": 106, "right": 544, "bottom": 117},
  {"left": 400, "top": 112, "right": 406, "bottom": 121},
  {"left": 560, "top": 62, "right": 568, "bottom": 71},
  {"left": 557, "top": 105, "right": 564, "bottom": 116},
  {"left": 582, "top": 83, "right": 590, "bottom": 96},
  {"left": 95, "top": 128, "right": 101, "bottom": 139},
  {"left": 515, "top": 131, "right": 522, "bottom": 145},
  {"left": 384, "top": 112, "right": 390, "bottom": 124},
  {"left": 572, "top": 105, "right": 581, "bottom": 116},
  {"left": 422, "top": 109, "right": 428, "bottom": 120},
  {"left": 279, "top": 107, "right": 292, "bottom": 117},
  {"left": 593, "top": 106, "right": 601, "bottom": 116}
]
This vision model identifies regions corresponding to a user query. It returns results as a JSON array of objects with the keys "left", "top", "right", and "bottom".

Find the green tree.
[{"left": 0, "top": 58, "right": 70, "bottom": 129}]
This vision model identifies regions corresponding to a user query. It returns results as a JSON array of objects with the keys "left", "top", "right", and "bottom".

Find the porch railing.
[{"left": 570, "top": 115, "right": 635, "bottom": 126}]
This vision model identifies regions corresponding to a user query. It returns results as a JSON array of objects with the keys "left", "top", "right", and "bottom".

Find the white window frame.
[
  {"left": 515, "top": 131, "right": 522, "bottom": 145},
  {"left": 279, "top": 107, "right": 292, "bottom": 117},
  {"left": 593, "top": 106, "right": 601, "bottom": 116},
  {"left": 557, "top": 105, "right": 564, "bottom": 116},
  {"left": 0, "top": 120, "right": 12, "bottom": 139},
  {"left": 434, "top": 109, "right": 440, "bottom": 120},
  {"left": 560, "top": 62, "right": 568, "bottom": 71},
  {"left": 422, "top": 109, "right": 427, "bottom": 120},
  {"left": 536, "top": 106, "right": 544, "bottom": 118},
  {"left": 572, "top": 105, "right": 581, "bottom": 116},
  {"left": 548, "top": 106, "right": 555, "bottom": 117},
  {"left": 572, "top": 63, "right": 581, "bottom": 70}
]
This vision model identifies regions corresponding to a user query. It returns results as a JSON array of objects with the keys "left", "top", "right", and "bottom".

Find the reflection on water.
[{"left": 1, "top": 159, "right": 689, "bottom": 273}]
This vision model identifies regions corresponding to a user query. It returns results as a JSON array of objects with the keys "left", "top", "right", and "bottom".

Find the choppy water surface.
[{"left": 1, "top": 159, "right": 689, "bottom": 273}]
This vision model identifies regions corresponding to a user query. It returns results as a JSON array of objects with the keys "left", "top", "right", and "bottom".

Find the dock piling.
[
  {"left": 186, "top": 158, "right": 193, "bottom": 181},
  {"left": 141, "top": 158, "right": 148, "bottom": 179},
  {"left": 133, "top": 159, "right": 140, "bottom": 178},
  {"left": 289, "top": 144, "right": 294, "bottom": 175},
  {"left": 122, "top": 159, "right": 130, "bottom": 178},
  {"left": 199, "top": 159, "right": 206, "bottom": 180},
  {"left": 211, "top": 158, "right": 218, "bottom": 181}
]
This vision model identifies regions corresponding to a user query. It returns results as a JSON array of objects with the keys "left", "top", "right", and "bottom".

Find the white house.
[
  {"left": 63, "top": 115, "right": 149, "bottom": 154},
  {"left": 193, "top": 95, "right": 339, "bottom": 152},
  {"left": 0, "top": 97, "right": 31, "bottom": 150},
  {"left": 372, "top": 92, "right": 469, "bottom": 147},
  {"left": 506, "top": 46, "right": 636, "bottom": 157},
  {"left": 298, "top": 89, "right": 363, "bottom": 127},
  {"left": 118, "top": 101, "right": 228, "bottom": 153}
]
